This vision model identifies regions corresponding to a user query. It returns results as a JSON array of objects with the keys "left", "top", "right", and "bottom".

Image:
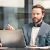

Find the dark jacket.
[{"left": 23, "top": 21, "right": 50, "bottom": 47}]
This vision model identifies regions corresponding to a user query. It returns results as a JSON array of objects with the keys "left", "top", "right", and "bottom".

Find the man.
[
  {"left": 7, "top": 4, "right": 50, "bottom": 47},
  {"left": 22, "top": 4, "right": 50, "bottom": 47}
]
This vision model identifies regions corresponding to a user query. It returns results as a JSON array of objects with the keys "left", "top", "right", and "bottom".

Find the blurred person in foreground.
[{"left": 7, "top": 4, "right": 50, "bottom": 47}]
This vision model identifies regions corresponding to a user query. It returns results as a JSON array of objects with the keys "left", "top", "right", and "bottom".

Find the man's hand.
[
  {"left": 7, "top": 24, "right": 15, "bottom": 30},
  {"left": 0, "top": 43, "right": 2, "bottom": 47}
]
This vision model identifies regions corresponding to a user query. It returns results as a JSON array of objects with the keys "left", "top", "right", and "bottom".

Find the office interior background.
[{"left": 0, "top": 0, "right": 50, "bottom": 29}]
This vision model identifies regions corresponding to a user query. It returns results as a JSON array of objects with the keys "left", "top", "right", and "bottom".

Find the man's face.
[{"left": 32, "top": 8, "right": 44, "bottom": 23}]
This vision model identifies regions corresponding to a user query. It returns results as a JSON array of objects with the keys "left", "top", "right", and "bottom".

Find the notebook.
[{"left": 0, "top": 29, "right": 26, "bottom": 48}]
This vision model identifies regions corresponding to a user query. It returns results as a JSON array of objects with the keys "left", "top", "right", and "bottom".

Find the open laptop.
[{"left": 0, "top": 29, "right": 26, "bottom": 48}]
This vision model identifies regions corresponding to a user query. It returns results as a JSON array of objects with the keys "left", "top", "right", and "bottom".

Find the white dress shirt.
[{"left": 30, "top": 27, "right": 40, "bottom": 46}]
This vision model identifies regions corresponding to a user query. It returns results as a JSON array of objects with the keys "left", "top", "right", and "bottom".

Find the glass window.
[
  {"left": 0, "top": 0, "right": 24, "bottom": 29},
  {"left": 0, "top": 7, "right": 4, "bottom": 29}
]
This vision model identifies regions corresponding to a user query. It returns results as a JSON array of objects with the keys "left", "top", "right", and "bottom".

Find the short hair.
[{"left": 32, "top": 4, "right": 45, "bottom": 14}]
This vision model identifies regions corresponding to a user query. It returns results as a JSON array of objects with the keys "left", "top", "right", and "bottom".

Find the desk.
[
  {"left": 0, "top": 47, "right": 16, "bottom": 50},
  {"left": 0, "top": 47, "right": 50, "bottom": 50}
]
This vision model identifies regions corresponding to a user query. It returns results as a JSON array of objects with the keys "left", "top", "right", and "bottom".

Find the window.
[{"left": 0, "top": 0, "right": 24, "bottom": 29}]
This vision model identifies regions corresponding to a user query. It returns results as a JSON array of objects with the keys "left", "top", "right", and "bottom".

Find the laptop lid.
[{"left": 0, "top": 29, "right": 26, "bottom": 48}]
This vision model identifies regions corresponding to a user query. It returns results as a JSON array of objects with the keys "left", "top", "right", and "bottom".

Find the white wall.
[
  {"left": 0, "top": 0, "right": 24, "bottom": 7},
  {"left": 33, "top": 0, "right": 50, "bottom": 9}
]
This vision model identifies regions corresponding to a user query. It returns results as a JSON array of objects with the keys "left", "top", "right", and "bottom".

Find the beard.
[{"left": 32, "top": 17, "right": 43, "bottom": 23}]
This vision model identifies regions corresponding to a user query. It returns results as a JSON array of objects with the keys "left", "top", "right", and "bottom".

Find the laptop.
[{"left": 0, "top": 29, "right": 26, "bottom": 48}]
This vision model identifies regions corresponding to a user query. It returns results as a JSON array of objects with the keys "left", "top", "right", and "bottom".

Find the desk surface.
[{"left": 0, "top": 47, "right": 50, "bottom": 50}]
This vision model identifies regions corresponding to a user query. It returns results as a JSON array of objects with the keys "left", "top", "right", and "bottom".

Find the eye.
[
  {"left": 37, "top": 13, "right": 40, "bottom": 15},
  {"left": 32, "top": 13, "right": 35, "bottom": 15}
]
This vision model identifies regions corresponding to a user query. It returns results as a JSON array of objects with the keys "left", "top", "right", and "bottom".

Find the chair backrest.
[{"left": 0, "top": 29, "right": 25, "bottom": 48}]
